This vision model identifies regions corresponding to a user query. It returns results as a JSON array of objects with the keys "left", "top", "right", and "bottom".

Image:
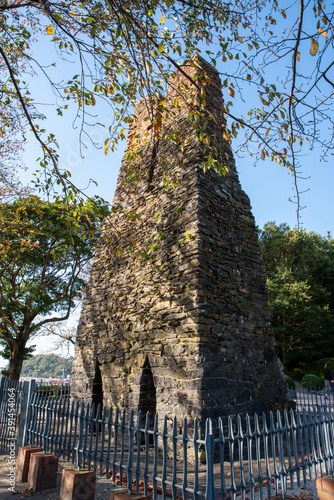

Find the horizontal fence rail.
[{"left": 1, "top": 379, "right": 334, "bottom": 499}]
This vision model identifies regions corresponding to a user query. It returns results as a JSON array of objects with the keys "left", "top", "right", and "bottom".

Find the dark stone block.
[{"left": 201, "top": 378, "right": 229, "bottom": 390}]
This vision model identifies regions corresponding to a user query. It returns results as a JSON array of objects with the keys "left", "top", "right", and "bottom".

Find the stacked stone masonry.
[{"left": 71, "top": 56, "right": 288, "bottom": 425}]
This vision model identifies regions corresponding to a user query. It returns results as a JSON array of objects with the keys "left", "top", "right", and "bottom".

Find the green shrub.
[
  {"left": 301, "top": 374, "right": 323, "bottom": 389},
  {"left": 290, "top": 368, "right": 304, "bottom": 381},
  {"left": 285, "top": 375, "right": 295, "bottom": 389}
]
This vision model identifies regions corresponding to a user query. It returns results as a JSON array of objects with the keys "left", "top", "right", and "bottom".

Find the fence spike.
[
  {"left": 143, "top": 411, "right": 150, "bottom": 498},
  {"left": 205, "top": 419, "right": 215, "bottom": 500},
  {"left": 193, "top": 418, "right": 199, "bottom": 500},
  {"left": 99, "top": 405, "right": 107, "bottom": 477},
  {"left": 119, "top": 409, "right": 127, "bottom": 486},
  {"left": 106, "top": 407, "right": 113, "bottom": 481},
  {"left": 135, "top": 410, "right": 142, "bottom": 495},
  {"left": 172, "top": 416, "right": 177, "bottom": 500},
  {"left": 152, "top": 413, "right": 159, "bottom": 499},
  {"left": 182, "top": 417, "right": 188, "bottom": 500},
  {"left": 126, "top": 409, "right": 134, "bottom": 494}
]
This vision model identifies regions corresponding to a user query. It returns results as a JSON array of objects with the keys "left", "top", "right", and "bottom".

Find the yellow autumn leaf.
[
  {"left": 46, "top": 25, "right": 54, "bottom": 35},
  {"left": 259, "top": 94, "right": 270, "bottom": 106},
  {"left": 145, "top": 59, "right": 152, "bottom": 74},
  {"left": 228, "top": 87, "right": 235, "bottom": 98},
  {"left": 310, "top": 38, "right": 319, "bottom": 56},
  {"left": 223, "top": 130, "right": 231, "bottom": 141}
]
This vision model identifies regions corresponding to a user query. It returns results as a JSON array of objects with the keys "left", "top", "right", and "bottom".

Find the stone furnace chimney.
[{"left": 71, "top": 56, "right": 288, "bottom": 424}]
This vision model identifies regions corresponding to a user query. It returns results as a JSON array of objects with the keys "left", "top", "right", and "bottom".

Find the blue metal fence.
[
  {"left": 1, "top": 380, "right": 334, "bottom": 499},
  {"left": 24, "top": 388, "right": 334, "bottom": 499}
]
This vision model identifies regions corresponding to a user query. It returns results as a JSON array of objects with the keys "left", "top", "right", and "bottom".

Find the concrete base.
[
  {"left": 59, "top": 467, "right": 96, "bottom": 500},
  {"left": 317, "top": 476, "right": 334, "bottom": 500},
  {"left": 15, "top": 446, "right": 43, "bottom": 483},
  {"left": 110, "top": 489, "right": 148, "bottom": 500},
  {"left": 27, "top": 452, "right": 58, "bottom": 492}
]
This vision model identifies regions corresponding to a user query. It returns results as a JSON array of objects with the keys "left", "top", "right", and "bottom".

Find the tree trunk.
[
  {"left": 281, "top": 331, "right": 287, "bottom": 372},
  {"left": 7, "top": 342, "right": 25, "bottom": 380}
]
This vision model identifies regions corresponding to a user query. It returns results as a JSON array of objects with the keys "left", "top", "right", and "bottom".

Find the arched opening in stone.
[
  {"left": 138, "top": 357, "right": 156, "bottom": 432},
  {"left": 92, "top": 359, "right": 103, "bottom": 410}
]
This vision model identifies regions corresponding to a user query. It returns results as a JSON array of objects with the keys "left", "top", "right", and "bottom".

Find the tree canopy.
[
  {"left": 1, "top": 0, "right": 333, "bottom": 221},
  {"left": 260, "top": 222, "right": 334, "bottom": 371},
  {"left": 0, "top": 194, "right": 108, "bottom": 379}
]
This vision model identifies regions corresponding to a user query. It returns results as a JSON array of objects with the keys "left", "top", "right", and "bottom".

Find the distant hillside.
[{"left": 21, "top": 354, "right": 73, "bottom": 379}]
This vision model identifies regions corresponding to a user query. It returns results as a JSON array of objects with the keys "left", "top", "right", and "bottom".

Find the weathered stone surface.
[{"left": 71, "top": 56, "right": 288, "bottom": 425}]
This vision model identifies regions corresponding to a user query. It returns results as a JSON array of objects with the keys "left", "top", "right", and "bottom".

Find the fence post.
[
  {"left": 205, "top": 418, "right": 215, "bottom": 500},
  {"left": 0, "top": 377, "right": 5, "bottom": 404},
  {"left": 17, "top": 379, "right": 35, "bottom": 450},
  {"left": 16, "top": 381, "right": 29, "bottom": 450}
]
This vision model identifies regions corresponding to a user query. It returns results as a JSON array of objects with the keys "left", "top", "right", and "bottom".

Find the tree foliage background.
[
  {"left": 21, "top": 353, "right": 73, "bottom": 379},
  {"left": 260, "top": 222, "right": 334, "bottom": 371},
  {"left": 0, "top": 0, "right": 333, "bottom": 221},
  {"left": 0, "top": 195, "right": 108, "bottom": 379}
]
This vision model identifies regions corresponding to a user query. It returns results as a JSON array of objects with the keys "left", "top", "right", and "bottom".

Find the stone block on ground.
[
  {"left": 15, "top": 446, "right": 43, "bottom": 483},
  {"left": 27, "top": 452, "right": 58, "bottom": 492},
  {"left": 110, "top": 489, "right": 148, "bottom": 500},
  {"left": 317, "top": 476, "right": 334, "bottom": 500},
  {"left": 59, "top": 467, "right": 96, "bottom": 500}
]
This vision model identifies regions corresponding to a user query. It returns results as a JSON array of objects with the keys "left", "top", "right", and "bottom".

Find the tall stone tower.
[{"left": 71, "top": 57, "right": 288, "bottom": 423}]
